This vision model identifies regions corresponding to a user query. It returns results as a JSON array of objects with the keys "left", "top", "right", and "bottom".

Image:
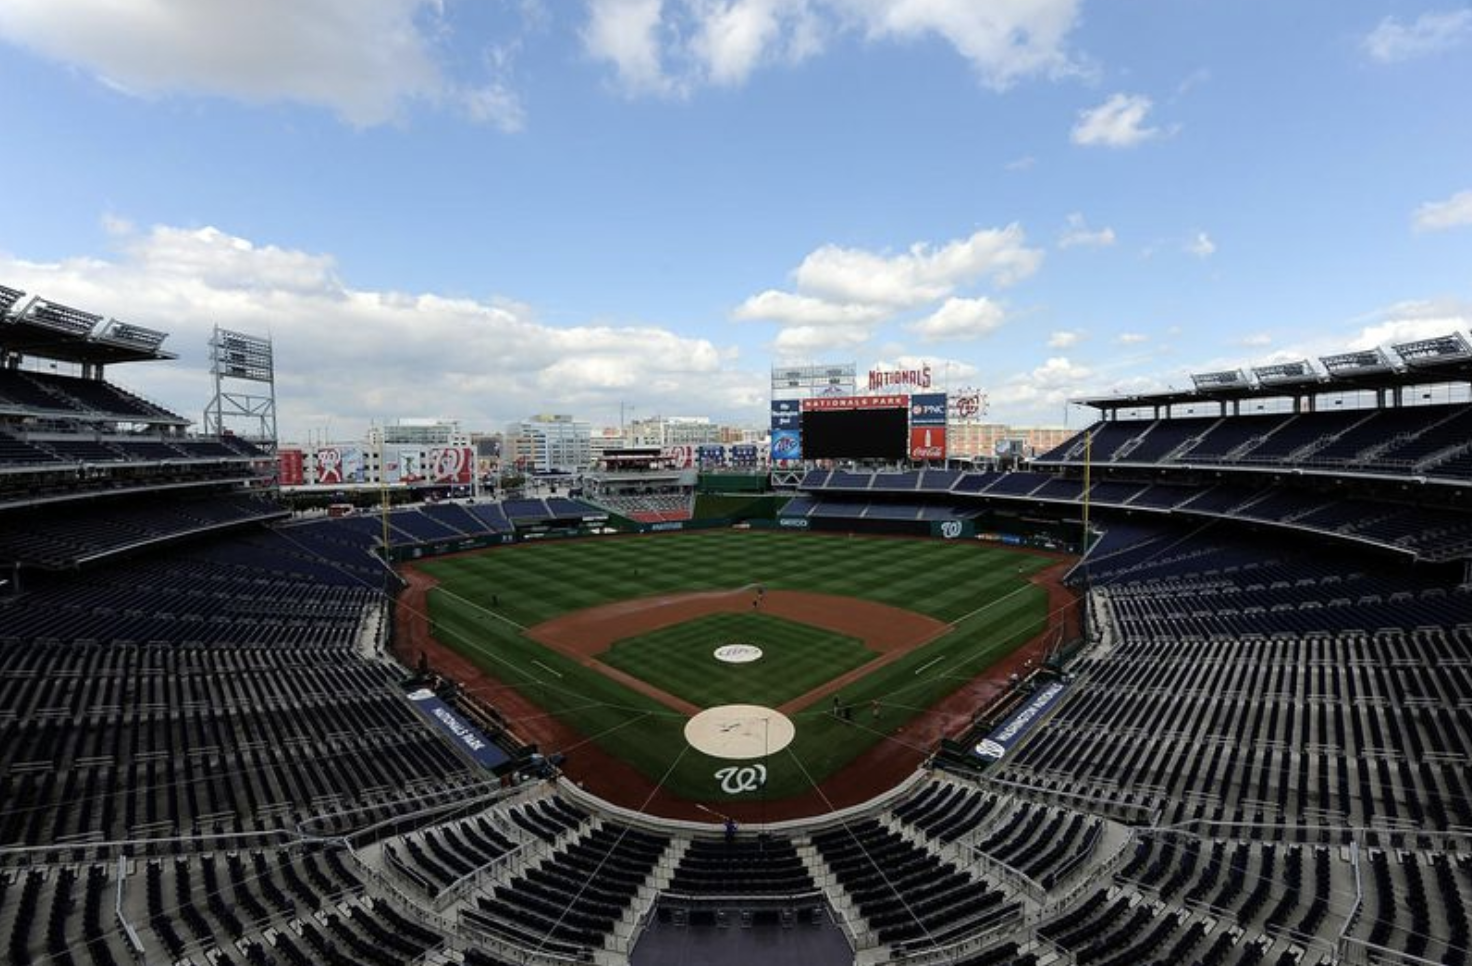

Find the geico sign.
[{"left": 778, "top": 517, "right": 809, "bottom": 528}]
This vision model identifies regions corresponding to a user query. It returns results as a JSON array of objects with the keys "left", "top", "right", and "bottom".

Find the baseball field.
[{"left": 420, "top": 529, "right": 1051, "bottom": 803}]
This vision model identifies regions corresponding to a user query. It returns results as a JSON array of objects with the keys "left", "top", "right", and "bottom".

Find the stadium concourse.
[{"left": 3, "top": 289, "right": 1472, "bottom": 966}]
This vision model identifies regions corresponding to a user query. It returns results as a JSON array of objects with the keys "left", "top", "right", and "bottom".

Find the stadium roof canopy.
[
  {"left": 1074, "top": 333, "right": 1472, "bottom": 411},
  {"left": 1, "top": 286, "right": 177, "bottom": 365}
]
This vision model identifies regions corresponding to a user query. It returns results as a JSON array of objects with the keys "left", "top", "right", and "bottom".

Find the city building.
[{"left": 505, "top": 414, "right": 593, "bottom": 473}]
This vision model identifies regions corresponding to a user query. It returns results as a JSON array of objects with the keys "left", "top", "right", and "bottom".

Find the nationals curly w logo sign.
[
  {"left": 715, "top": 764, "right": 767, "bottom": 794},
  {"left": 428, "top": 446, "right": 473, "bottom": 484}
]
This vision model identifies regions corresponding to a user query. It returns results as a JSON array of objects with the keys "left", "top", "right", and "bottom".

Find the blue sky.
[{"left": 0, "top": 0, "right": 1468, "bottom": 439}]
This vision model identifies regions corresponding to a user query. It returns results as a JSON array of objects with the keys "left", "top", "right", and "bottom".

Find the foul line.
[
  {"left": 948, "top": 581, "right": 1035, "bottom": 627},
  {"left": 531, "top": 660, "right": 563, "bottom": 679},
  {"left": 914, "top": 655, "right": 947, "bottom": 675},
  {"left": 436, "top": 588, "right": 528, "bottom": 632}
]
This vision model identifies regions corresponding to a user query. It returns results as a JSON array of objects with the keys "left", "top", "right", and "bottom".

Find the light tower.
[{"left": 203, "top": 326, "right": 278, "bottom": 453}]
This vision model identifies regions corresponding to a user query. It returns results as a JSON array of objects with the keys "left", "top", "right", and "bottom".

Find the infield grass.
[
  {"left": 422, "top": 529, "right": 1052, "bottom": 801},
  {"left": 601, "top": 612, "right": 874, "bottom": 708}
]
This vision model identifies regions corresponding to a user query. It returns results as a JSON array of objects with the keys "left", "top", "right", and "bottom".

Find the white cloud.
[
  {"left": 732, "top": 289, "right": 890, "bottom": 327},
  {"left": 1057, "top": 213, "right": 1116, "bottom": 249},
  {"left": 1047, "top": 330, "right": 1082, "bottom": 348},
  {"left": 794, "top": 225, "right": 1043, "bottom": 306},
  {"left": 1071, "top": 93, "right": 1161, "bottom": 148},
  {"left": 829, "top": 0, "right": 1084, "bottom": 89},
  {"left": 1364, "top": 9, "right": 1472, "bottom": 63},
  {"left": 692, "top": 0, "right": 825, "bottom": 87},
  {"left": 1413, "top": 189, "right": 1472, "bottom": 232},
  {"left": 1185, "top": 231, "right": 1216, "bottom": 258},
  {"left": 1116, "top": 332, "right": 1148, "bottom": 345},
  {"left": 0, "top": 223, "right": 765, "bottom": 436},
  {"left": 1005, "top": 155, "right": 1036, "bottom": 172},
  {"left": 736, "top": 224, "right": 1042, "bottom": 355},
  {"left": 1239, "top": 333, "right": 1272, "bottom": 347},
  {"left": 1349, "top": 299, "right": 1472, "bottom": 352},
  {"left": 460, "top": 83, "right": 527, "bottom": 134},
  {"left": 773, "top": 324, "right": 872, "bottom": 356},
  {"left": 990, "top": 356, "right": 1096, "bottom": 415},
  {"left": 906, "top": 296, "right": 1005, "bottom": 343},
  {"left": 583, "top": 0, "right": 686, "bottom": 96},
  {"left": 583, "top": 0, "right": 1083, "bottom": 96},
  {"left": 0, "top": 0, "right": 519, "bottom": 127}
]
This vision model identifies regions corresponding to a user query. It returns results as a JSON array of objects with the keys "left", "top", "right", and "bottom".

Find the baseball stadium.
[{"left": 4, "top": 282, "right": 1472, "bottom": 966}]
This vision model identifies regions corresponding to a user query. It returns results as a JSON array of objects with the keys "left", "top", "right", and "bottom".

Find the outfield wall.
[{"left": 379, "top": 510, "right": 1079, "bottom": 563}]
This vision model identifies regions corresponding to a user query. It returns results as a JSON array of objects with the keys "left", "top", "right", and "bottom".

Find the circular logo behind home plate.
[
  {"left": 684, "top": 705, "right": 795, "bottom": 760},
  {"left": 713, "top": 644, "right": 763, "bottom": 664}
]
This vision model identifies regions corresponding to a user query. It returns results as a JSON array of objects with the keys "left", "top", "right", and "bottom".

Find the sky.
[{"left": 0, "top": 0, "right": 1469, "bottom": 441}]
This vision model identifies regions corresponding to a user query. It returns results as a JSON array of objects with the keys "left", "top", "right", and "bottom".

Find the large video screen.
[{"left": 802, "top": 407, "right": 908, "bottom": 460}]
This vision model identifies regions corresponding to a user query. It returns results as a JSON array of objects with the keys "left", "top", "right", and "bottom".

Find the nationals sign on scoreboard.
[{"left": 428, "top": 446, "right": 474, "bottom": 484}]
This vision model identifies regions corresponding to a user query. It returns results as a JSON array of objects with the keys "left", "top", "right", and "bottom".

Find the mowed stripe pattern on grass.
[
  {"left": 421, "top": 530, "right": 1054, "bottom": 800},
  {"left": 421, "top": 530, "right": 1049, "bottom": 626},
  {"left": 600, "top": 612, "right": 875, "bottom": 709}
]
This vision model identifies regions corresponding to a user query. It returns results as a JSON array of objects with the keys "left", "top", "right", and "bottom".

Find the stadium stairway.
[{"left": 794, "top": 833, "right": 869, "bottom": 952}]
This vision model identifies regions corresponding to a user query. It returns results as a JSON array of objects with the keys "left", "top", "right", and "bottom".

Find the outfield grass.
[
  {"left": 422, "top": 530, "right": 1051, "bottom": 801},
  {"left": 601, "top": 612, "right": 875, "bottom": 708}
]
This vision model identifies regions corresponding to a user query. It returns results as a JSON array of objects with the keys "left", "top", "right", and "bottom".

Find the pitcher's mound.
[{"left": 684, "top": 705, "right": 795, "bottom": 760}]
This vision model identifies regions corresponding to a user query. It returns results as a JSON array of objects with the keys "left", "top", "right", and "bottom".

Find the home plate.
[{"left": 684, "top": 705, "right": 796, "bottom": 760}]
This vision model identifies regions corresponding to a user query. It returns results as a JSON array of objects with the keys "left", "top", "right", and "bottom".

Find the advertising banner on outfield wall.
[
  {"left": 973, "top": 680, "right": 1069, "bottom": 761},
  {"left": 910, "top": 426, "right": 947, "bottom": 460},
  {"left": 406, "top": 689, "right": 511, "bottom": 770},
  {"left": 930, "top": 519, "right": 973, "bottom": 539}
]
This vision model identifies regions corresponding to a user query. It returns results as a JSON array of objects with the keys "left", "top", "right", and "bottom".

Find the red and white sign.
[
  {"left": 868, "top": 364, "right": 933, "bottom": 392},
  {"left": 910, "top": 426, "right": 947, "bottom": 460},
  {"left": 428, "top": 446, "right": 473, "bottom": 484},
  {"left": 951, "top": 390, "right": 987, "bottom": 422},
  {"left": 315, "top": 447, "right": 345, "bottom": 485},
  {"left": 802, "top": 394, "right": 908, "bottom": 412},
  {"left": 662, "top": 446, "right": 695, "bottom": 469},
  {"left": 278, "top": 449, "right": 305, "bottom": 487}
]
